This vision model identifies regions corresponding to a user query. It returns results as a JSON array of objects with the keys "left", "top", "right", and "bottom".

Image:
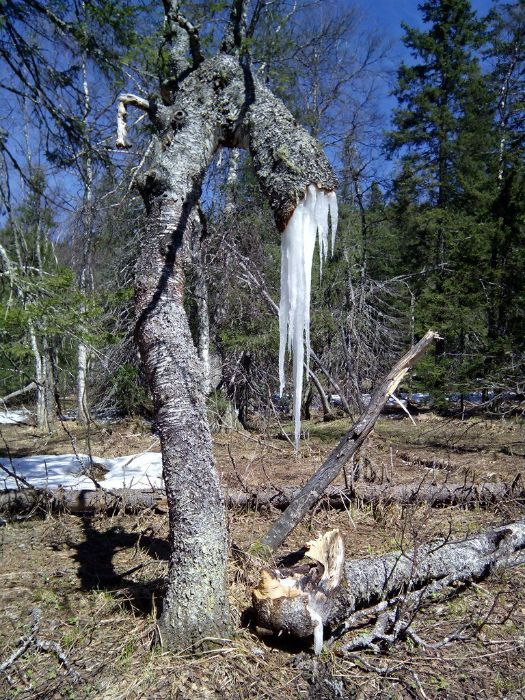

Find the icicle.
[
  {"left": 279, "top": 186, "right": 338, "bottom": 450},
  {"left": 328, "top": 191, "right": 338, "bottom": 254}
]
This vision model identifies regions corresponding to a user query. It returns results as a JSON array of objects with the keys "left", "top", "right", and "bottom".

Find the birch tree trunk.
[
  {"left": 132, "top": 54, "right": 247, "bottom": 648},
  {"left": 135, "top": 193, "right": 230, "bottom": 648},
  {"left": 77, "top": 42, "right": 94, "bottom": 425},
  {"left": 119, "top": 0, "right": 338, "bottom": 651}
]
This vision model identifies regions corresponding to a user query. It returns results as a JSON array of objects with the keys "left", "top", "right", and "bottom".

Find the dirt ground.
[{"left": 1, "top": 412, "right": 524, "bottom": 699}]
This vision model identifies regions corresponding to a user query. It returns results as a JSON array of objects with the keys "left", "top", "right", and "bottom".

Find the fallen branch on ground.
[
  {"left": 331, "top": 517, "right": 525, "bottom": 637},
  {"left": 0, "top": 487, "right": 164, "bottom": 514},
  {"left": 251, "top": 519, "right": 525, "bottom": 654},
  {"left": 1, "top": 608, "right": 81, "bottom": 685},
  {"left": 2, "top": 476, "right": 523, "bottom": 515}
]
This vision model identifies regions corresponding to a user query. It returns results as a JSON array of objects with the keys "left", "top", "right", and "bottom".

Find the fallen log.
[
  {"left": 258, "top": 331, "right": 439, "bottom": 553},
  {"left": 251, "top": 519, "right": 525, "bottom": 654},
  {"left": 336, "top": 517, "right": 525, "bottom": 619},
  {"left": 0, "top": 487, "right": 165, "bottom": 514},
  {"left": 2, "top": 477, "right": 523, "bottom": 516},
  {"left": 228, "top": 479, "right": 525, "bottom": 510}
]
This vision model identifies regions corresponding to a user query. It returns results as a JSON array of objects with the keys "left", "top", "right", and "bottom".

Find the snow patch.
[
  {"left": 279, "top": 185, "right": 338, "bottom": 449},
  {"left": 0, "top": 409, "right": 32, "bottom": 425},
  {"left": 0, "top": 453, "right": 163, "bottom": 491}
]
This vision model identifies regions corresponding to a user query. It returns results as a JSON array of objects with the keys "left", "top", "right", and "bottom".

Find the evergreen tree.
[
  {"left": 483, "top": 1, "right": 525, "bottom": 387},
  {"left": 387, "top": 0, "right": 499, "bottom": 401}
]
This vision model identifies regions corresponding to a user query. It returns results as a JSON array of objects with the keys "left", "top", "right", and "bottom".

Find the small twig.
[
  {"left": 227, "top": 443, "right": 249, "bottom": 492},
  {"left": 344, "top": 652, "right": 402, "bottom": 675},
  {"left": 1, "top": 608, "right": 81, "bottom": 684}
]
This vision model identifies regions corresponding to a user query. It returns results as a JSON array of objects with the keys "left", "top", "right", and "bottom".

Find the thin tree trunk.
[
  {"left": 77, "top": 42, "right": 94, "bottom": 425},
  {"left": 258, "top": 331, "right": 438, "bottom": 552},
  {"left": 308, "top": 368, "right": 333, "bottom": 419},
  {"left": 0, "top": 382, "right": 37, "bottom": 404},
  {"left": 28, "top": 323, "right": 50, "bottom": 432}
]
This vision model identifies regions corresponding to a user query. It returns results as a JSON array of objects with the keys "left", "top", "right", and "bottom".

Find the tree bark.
[
  {"left": 135, "top": 197, "right": 230, "bottom": 649},
  {"left": 189, "top": 210, "right": 212, "bottom": 395},
  {"left": 118, "top": 1, "right": 338, "bottom": 648},
  {"left": 308, "top": 369, "right": 334, "bottom": 420},
  {"left": 251, "top": 519, "right": 525, "bottom": 652},
  {"left": 131, "top": 52, "right": 254, "bottom": 649},
  {"left": 337, "top": 518, "right": 525, "bottom": 620},
  {"left": 258, "top": 331, "right": 438, "bottom": 552},
  {"left": 3, "top": 478, "right": 523, "bottom": 515}
]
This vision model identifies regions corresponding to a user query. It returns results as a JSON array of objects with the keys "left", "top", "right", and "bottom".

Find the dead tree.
[{"left": 251, "top": 519, "right": 525, "bottom": 654}]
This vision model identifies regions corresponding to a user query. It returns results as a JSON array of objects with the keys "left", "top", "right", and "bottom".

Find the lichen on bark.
[{"left": 122, "top": 1, "right": 339, "bottom": 652}]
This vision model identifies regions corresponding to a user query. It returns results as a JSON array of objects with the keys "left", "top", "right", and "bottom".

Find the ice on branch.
[{"left": 279, "top": 185, "right": 338, "bottom": 449}]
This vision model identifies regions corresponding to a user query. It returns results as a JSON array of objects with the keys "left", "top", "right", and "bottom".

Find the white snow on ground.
[
  {"left": 0, "top": 409, "right": 32, "bottom": 425},
  {"left": 0, "top": 453, "right": 163, "bottom": 491}
]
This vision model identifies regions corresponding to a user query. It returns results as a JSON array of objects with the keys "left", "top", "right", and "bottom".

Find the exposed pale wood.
[
  {"left": 251, "top": 520, "right": 525, "bottom": 653},
  {"left": 252, "top": 530, "right": 345, "bottom": 654}
]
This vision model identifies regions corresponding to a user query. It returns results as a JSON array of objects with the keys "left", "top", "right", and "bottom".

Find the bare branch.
[
  {"left": 115, "top": 94, "right": 151, "bottom": 149},
  {"left": 221, "top": 0, "right": 249, "bottom": 53},
  {"left": 257, "top": 331, "right": 439, "bottom": 552}
]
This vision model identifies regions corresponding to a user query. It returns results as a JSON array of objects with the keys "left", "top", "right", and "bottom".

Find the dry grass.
[{"left": 1, "top": 413, "right": 525, "bottom": 699}]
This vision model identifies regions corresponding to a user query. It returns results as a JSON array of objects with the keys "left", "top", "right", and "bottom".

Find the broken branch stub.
[
  {"left": 247, "top": 84, "right": 338, "bottom": 232},
  {"left": 115, "top": 94, "right": 151, "bottom": 149},
  {"left": 252, "top": 530, "right": 345, "bottom": 654}
]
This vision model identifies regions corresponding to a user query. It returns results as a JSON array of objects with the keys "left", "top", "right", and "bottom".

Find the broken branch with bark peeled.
[
  {"left": 257, "top": 330, "right": 439, "bottom": 553},
  {"left": 115, "top": 94, "right": 151, "bottom": 149},
  {"left": 251, "top": 518, "right": 525, "bottom": 654}
]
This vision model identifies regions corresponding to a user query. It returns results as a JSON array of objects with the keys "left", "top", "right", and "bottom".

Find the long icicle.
[{"left": 279, "top": 186, "right": 338, "bottom": 450}]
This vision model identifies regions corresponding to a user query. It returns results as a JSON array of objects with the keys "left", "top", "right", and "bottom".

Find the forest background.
[{"left": 0, "top": 0, "right": 523, "bottom": 431}]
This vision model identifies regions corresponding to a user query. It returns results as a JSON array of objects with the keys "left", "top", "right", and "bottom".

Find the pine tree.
[{"left": 386, "top": 0, "right": 498, "bottom": 401}]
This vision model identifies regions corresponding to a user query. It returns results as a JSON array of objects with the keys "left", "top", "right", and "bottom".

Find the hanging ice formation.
[{"left": 279, "top": 184, "right": 338, "bottom": 449}]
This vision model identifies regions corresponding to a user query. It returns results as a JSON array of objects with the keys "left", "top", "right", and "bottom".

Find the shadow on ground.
[{"left": 65, "top": 517, "right": 169, "bottom": 615}]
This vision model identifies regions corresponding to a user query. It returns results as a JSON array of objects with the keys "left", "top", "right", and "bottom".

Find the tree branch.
[
  {"left": 221, "top": 0, "right": 249, "bottom": 54},
  {"left": 257, "top": 331, "right": 439, "bottom": 552},
  {"left": 115, "top": 94, "right": 151, "bottom": 149}
]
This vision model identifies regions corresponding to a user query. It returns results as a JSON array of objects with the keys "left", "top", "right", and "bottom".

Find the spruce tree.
[{"left": 386, "top": 0, "right": 496, "bottom": 401}]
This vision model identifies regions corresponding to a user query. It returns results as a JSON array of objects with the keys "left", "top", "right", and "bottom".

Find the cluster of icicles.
[{"left": 279, "top": 184, "right": 338, "bottom": 449}]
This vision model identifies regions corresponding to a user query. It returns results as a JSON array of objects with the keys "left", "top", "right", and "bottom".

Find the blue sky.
[
  {"left": 361, "top": 0, "right": 495, "bottom": 48},
  {"left": 346, "top": 0, "right": 497, "bottom": 178}
]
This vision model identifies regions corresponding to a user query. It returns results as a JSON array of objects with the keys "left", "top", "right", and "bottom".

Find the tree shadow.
[{"left": 67, "top": 516, "right": 170, "bottom": 616}]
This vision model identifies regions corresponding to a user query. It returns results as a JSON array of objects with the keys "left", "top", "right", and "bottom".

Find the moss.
[{"left": 275, "top": 145, "right": 301, "bottom": 174}]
